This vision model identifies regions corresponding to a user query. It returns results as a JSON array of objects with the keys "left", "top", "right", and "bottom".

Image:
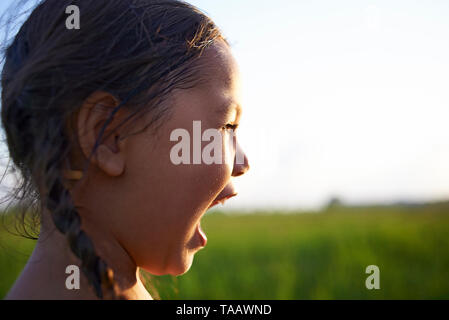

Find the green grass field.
[{"left": 1, "top": 204, "right": 449, "bottom": 299}]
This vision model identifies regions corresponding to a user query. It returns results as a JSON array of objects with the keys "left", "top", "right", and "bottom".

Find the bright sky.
[{"left": 1, "top": 0, "right": 449, "bottom": 210}]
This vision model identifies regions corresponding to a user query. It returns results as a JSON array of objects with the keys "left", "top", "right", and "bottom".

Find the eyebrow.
[{"left": 216, "top": 100, "right": 242, "bottom": 118}]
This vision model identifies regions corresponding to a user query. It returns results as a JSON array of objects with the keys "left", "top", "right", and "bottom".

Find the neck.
[{"left": 7, "top": 213, "right": 152, "bottom": 300}]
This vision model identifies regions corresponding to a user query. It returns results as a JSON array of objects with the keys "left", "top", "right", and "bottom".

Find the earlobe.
[{"left": 96, "top": 144, "right": 125, "bottom": 177}]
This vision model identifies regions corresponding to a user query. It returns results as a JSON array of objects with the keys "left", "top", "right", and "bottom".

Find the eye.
[{"left": 223, "top": 123, "right": 239, "bottom": 131}]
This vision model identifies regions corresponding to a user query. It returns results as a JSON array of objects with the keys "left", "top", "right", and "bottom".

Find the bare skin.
[{"left": 6, "top": 40, "right": 250, "bottom": 300}]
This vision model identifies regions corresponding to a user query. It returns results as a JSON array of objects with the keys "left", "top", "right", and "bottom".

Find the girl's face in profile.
[{"left": 75, "top": 40, "right": 249, "bottom": 277}]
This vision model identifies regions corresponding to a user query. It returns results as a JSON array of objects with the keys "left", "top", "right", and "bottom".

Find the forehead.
[
  {"left": 157, "top": 41, "right": 242, "bottom": 127},
  {"left": 201, "top": 44, "right": 242, "bottom": 118},
  {"left": 199, "top": 41, "right": 241, "bottom": 92}
]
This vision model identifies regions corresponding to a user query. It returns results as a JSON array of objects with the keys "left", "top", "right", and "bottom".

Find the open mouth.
[
  {"left": 196, "top": 193, "right": 237, "bottom": 247},
  {"left": 193, "top": 185, "right": 238, "bottom": 248}
]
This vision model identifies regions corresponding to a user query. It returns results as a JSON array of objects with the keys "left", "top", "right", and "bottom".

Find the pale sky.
[{"left": 1, "top": 0, "right": 449, "bottom": 210}]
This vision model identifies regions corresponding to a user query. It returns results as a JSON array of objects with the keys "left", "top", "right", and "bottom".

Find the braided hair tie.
[{"left": 64, "top": 170, "right": 83, "bottom": 181}]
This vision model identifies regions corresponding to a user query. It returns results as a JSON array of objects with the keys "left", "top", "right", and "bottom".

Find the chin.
[
  {"left": 170, "top": 255, "right": 195, "bottom": 276},
  {"left": 143, "top": 253, "right": 194, "bottom": 276}
]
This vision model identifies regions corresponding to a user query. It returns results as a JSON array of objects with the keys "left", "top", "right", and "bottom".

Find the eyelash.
[{"left": 224, "top": 123, "right": 239, "bottom": 131}]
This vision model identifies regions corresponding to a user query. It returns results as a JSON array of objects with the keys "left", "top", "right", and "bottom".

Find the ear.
[{"left": 77, "top": 91, "right": 126, "bottom": 177}]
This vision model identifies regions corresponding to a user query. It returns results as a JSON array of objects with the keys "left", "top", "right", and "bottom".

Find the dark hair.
[{"left": 0, "top": 0, "right": 225, "bottom": 299}]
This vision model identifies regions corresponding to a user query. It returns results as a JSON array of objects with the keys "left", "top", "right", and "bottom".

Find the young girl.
[{"left": 1, "top": 0, "right": 249, "bottom": 299}]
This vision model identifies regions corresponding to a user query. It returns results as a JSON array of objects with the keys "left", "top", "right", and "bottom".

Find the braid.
[
  {"left": 44, "top": 162, "right": 118, "bottom": 299},
  {"left": 3, "top": 69, "right": 118, "bottom": 298}
]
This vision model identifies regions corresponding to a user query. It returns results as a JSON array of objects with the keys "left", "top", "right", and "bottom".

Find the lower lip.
[{"left": 196, "top": 222, "right": 208, "bottom": 247}]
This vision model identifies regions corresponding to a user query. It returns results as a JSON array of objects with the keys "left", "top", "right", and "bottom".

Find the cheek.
[{"left": 112, "top": 133, "right": 233, "bottom": 275}]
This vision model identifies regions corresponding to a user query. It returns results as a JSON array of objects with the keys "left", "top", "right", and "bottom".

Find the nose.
[{"left": 232, "top": 141, "right": 250, "bottom": 177}]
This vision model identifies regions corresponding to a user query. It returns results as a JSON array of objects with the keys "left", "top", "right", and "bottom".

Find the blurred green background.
[{"left": 1, "top": 202, "right": 449, "bottom": 299}]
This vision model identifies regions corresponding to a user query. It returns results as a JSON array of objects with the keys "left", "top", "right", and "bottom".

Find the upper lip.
[{"left": 208, "top": 192, "right": 238, "bottom": 209}]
